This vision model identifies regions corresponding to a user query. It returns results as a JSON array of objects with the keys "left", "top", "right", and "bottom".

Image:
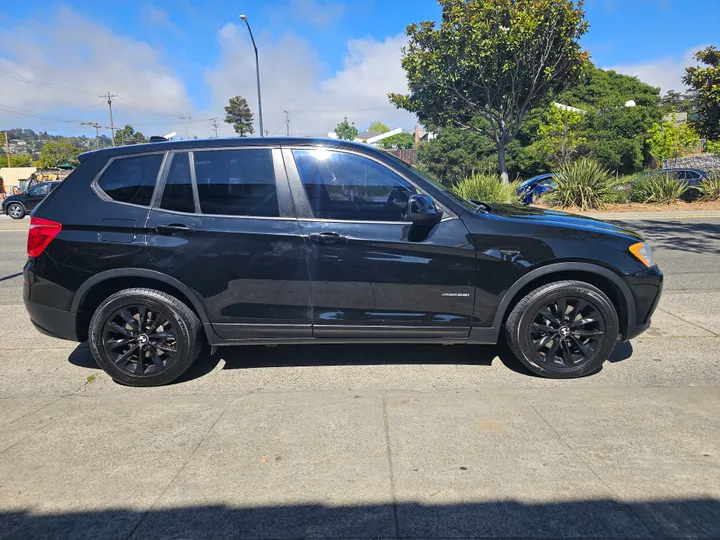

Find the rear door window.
[
  {"left": 194, "top": 149, "right": 278, "bottom": 217},
  {"left": 97, "top": 154, "right": 164, "bottom": 206}
]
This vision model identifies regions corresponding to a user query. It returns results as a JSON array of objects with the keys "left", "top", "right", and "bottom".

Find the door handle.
[
  {"left": 155, "top": 223, "right": 194, "bottom": 234},
  {"left": 309, "top": 232, "right": 347, "bottom": 245}
]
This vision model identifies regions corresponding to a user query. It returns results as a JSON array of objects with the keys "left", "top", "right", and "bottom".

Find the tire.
[
  {"left": 7, "top": 203, "right": 25, "bottom": 219},
  {"left": 89, "top": 288, "right": 203, "bottom": 387},
  {"left": 504, "top": 280, "right": 619, "bottom": 379}
]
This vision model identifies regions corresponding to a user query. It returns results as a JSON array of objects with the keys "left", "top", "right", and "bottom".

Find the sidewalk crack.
[
  {"left": 655, "top": 307, "right": 719, "bottom": 337},
  {"left": 529, "top": 404, "right": 656, "bottom": 539},
  {"left": 382, "top": 392, "right": 401, "bottom": 540}
]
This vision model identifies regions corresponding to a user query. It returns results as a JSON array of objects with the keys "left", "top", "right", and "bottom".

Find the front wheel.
[
  {"left": 88, "top": 288, "right": 203, "bottom": 387},
  {"left": 504, "top": 280, "right": 619, "bottom": 378},
  {"left": 7, "top": 203, "right": 25, "bottom": 219}
]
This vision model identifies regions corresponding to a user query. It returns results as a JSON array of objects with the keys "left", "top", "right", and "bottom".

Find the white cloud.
[
  {"left": 0, "top": 7, "right": 190, "bottom": 135},
  {"left": 0, "top": 7, "right": 415, "bottom": 139},
  {"left": 604, "top": 45, "right": 705, "bottom": 94},
  {"left": 204, "top": 24, "right": 416, "bottom": 137},
  {"left": 288, "top": 0, "right": 346, "bottom": 28}
]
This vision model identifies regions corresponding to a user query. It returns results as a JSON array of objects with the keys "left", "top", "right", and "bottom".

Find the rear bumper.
[{"left": 25, "top": 299, "right": 80, "bottom": 342}]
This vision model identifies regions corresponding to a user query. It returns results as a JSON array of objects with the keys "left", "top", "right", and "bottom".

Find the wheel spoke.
[
  {"left": 571, "top": 315, "right": 600, "bottom": 328},
  {"left": 151, "top": 316, "right": 169, "bottom": 333},
  {"left": 533, "top": 334, "right": 555, "bottom": 351},
  {"left": 555, "top": 298, "right": 567, "bottom": 320},
  {"left": 560, "top": 339, "right": 574, "bottom": 366},
  {"left": 153, "top": 343, "right": 177, "bottom": 354},
  {"left": 138, "top": 306, "right": 148, "bottom": 330},
  {"left": 150, "top": 331, "right": 175, "bottom": 340},
  {"left": 531, "top": 323, "right": 556, "bottom": 333},
  {"left": 544, "top": 339, "right": 561, "bottom": 361},
  {"left": 569, "top": 300, "right": 587, "bottom": 322},
  {"left": 114, "top": 344, "right": 138, "bottom": 367},
  {"left": 106, "top": 338, "right": 133, "bottom": 350},
  {"left": 572, "top": 329, "right": 603, "bottom": 337},
  {"left": 570, "top": 335, "right": 593, "bottom": 359},
  {"left": 149, "top": 346, "right": 164, "bottom": 369},
  {"left": 538, "top": 308, "right": 561, "bottom": 326},
  {"left": 108, "top": 322, "right": 132, "bottom": 337},
  {"left": 119, "top": 310, "right": 138, "bottom": 329},
  {"left": 136, "top": 345, "right": 145, "bottom": 374}
]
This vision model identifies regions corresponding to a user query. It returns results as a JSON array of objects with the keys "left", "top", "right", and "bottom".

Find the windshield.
[{"left": 381, "top": 151, "right": 480, "bottom": 212}]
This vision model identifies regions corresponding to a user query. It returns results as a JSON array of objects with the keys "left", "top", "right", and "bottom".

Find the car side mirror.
[{"left": 407, "top": 194, "right": 443, "bottom": 224}]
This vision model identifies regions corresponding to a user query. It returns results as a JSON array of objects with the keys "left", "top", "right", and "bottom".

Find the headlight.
[{"left": 629, "top": 242, "right": 655, "bottom": 268}]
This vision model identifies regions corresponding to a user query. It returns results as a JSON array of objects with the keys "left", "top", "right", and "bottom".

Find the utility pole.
[
  {"left": 240, "top": 15, "right": 264, "bottom": 137},
  {"left": 3, "top": 131, "right": 10, "bottom": 167},
  {"left": 181, "top": 107, "right": 191, "bottom": 140},
  {"left": 100, "top": 92, "right": 118, "bottom": 146},
  {"left": 210, "top": 118, "right": 220, "bottom": 138},
  {"left": 80, "top": 122, "right": 102, "bottom": 149},
  {"left": 284, "top": 110, "right": 290, "bottom": 136}
]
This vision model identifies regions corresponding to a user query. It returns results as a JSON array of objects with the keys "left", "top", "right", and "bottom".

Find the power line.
[
  {"left": 0, "top": 103, "right": 82, "bottom": 124},
  {"left": 0, "top": 67, "right": 101, "bottom": 96}
]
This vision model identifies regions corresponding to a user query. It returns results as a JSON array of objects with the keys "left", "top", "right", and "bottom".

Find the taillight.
[{"left": 27, "top": 216, "right": 62, "bottom": 258}]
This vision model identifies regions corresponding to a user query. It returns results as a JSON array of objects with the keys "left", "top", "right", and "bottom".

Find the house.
[{"left": 326, "top": 127, "right": 406, "bottom": 147}]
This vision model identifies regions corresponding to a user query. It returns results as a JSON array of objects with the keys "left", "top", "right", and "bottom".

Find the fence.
[{"left": 385, "top": 149, "right": 418, "bottom": 165}]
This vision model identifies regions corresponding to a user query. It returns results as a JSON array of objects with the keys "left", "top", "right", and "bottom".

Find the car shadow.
[{"left": 67, "top": 338, "right": 634, "bottom": 384}]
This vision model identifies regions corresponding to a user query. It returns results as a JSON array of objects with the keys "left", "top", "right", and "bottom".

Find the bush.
[
  {"left": 452, "top": 173, "right": 518, "bottom": 203},
  {"left": 697, "top": 172, "right": 720, "bottom": 201},
  {"left": 629, "top": 172, "right": 688, "bottom": 204},
  {"left": 547, "top": 158, "right": 619, "bottom": 209}
]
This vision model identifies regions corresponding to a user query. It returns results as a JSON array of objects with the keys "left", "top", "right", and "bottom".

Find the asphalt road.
[{"left": 0, "top": 215, "right": 718, "bottom": 540}]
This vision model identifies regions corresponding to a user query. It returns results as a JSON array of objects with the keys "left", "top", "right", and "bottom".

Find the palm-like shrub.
[
  {"left": 453, "top": 173, "right": 518, "bottom": 203},
  {"left": 547, "top": 158, "right": 619, "bottom": 210},
  {"left": 697, "top": 172, "right": 720, "bottom": 201},
  {"left": 630, "top": 173, "right": 688, "bottom": 204}
]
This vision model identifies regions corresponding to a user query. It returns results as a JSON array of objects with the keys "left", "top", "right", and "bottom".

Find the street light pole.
[{"left": 239, "top": 15, "right": 264, "bottom": 137}]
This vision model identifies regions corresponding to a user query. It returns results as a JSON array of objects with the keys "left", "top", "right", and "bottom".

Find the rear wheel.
[
  {"left": 89, "top": 288, "right": 203, "bottom": 386},
  {"left": 504, "top": 280, "right": 619, "bottom": 378},
  {"left": 7, "top": 203, "right": 25, "bottom": 219}
]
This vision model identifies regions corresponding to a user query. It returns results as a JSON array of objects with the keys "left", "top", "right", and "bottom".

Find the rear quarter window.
[{"left": 97, "top": 153, "right": 164, "bottom": 206}]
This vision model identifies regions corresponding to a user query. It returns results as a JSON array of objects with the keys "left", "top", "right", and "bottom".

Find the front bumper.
[{"left": 623, "top": 266, "right": 663, "bottom": 340}]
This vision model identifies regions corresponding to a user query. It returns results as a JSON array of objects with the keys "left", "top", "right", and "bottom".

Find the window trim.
[
  {"left": 150, "top": 145, "right": 294, "bottom": 220},
  {"left": 282, "top": 145, "right": 456, "bottom": 224},
  {"left": 92, "top": 151, "right": 169, "bottom": 210},
  {"left": 154, "top": 151, "right": 197, "bottom": 214}
]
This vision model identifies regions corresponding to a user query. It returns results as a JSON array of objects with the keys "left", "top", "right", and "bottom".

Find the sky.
[{"left": 0, "top": 0, "right": 718, "bottom": 141}]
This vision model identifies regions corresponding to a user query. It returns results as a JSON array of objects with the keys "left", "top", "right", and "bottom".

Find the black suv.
[
  {"left": 23, "top": 138, "right": 662, "bottom": 386},
  {"left": 3, "top": 181, "right": 61, "bottom": 219}
]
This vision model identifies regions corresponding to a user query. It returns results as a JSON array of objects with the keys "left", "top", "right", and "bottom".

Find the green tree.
[
  {"left": 555, "top": 66, "right": 663, "bottom": 173},
  {"left": 661, "top": 90, "right": 693, "bottom": 114},
  {"left": 39, "top": 140, "right": 80, "bottom": 168},
  {"left": 367, "top": 121, "right": 390, "bottom": 134},
  {"left": 389, "top": 0, "right": 589, "bottom": 183},
  {"left": 335, "top": 117, "right": 358, "bottom": 141},
  {"left": 683, "top": 45, "right": 720, "bottom": 141},
  {"left": 646, "top": 116, "right": 701, "bottom": 163},
  {"left": 417, "top": 123, "right": 497, "bottom": 184},
  {"left": 377, "top": 132, "right": 414, "bottom": 150},
  {"left": 0, "top": 154, "right": 33, "bottom": 167},
  {"left": 224, "top": 96, "right": 255, "bottom": 137},
  {"left": 537, "top": 106, "right": 587, "bottom": 166},
  {"left": 113, "top": 124, "right": 147, "bottom": 146}
]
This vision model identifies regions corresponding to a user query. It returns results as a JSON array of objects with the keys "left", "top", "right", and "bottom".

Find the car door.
[
  {"left": 146, "top": 147, "right": 312, "bottom": 339},
  {"left": 24, "top": 182, "right": 53, "bottom": 211},
  {"left": 282, "top": 146, "right": 476, "bottom": 339}
]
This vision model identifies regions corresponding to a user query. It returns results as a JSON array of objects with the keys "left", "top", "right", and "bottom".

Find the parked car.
[
  {"left": 652, "top": 168, "right": 710, "bottom": 186},
  {"left": 23, "top": 138, "right": 662, "bottom": 386},
  {"left": 516, "top": 173, "right": 555, "bottom": 204},
  {"left": 2, "top": 181, "right": 61, "bottom": 219}
]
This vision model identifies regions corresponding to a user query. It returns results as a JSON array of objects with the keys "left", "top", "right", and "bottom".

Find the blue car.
[{"left": 516, "top": 174, "right": 555, "bottom": 204}]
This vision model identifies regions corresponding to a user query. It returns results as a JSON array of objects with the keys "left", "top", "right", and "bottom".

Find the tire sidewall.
[
  {"left": 89, "top": 292, "right": 194, "bottom": 386},
  {"left": 511, "top": 284, "right": 619, "bottom": 378}
]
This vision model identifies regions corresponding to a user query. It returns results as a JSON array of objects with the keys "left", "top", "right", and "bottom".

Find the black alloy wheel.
[
  {"left": 102, "top": 305, "right": 177, "bottom": 376},
  {"left": 528, "top": 296, "right": 605, "bottom": 369},
  {"left": 505, "top": 280, "right": 619, "bottom": 379},
  {"left": 89, "top": 288, "right": 203, "bottom": 386}
]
